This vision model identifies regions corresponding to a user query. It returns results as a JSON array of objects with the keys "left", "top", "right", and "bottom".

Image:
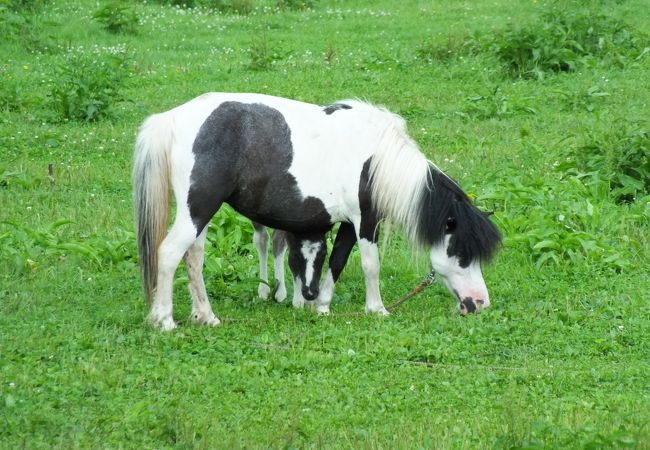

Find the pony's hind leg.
[
  {"left": 252, "top": 222, "right": 271, "bottom": 299},
  {"left": 185, "top": 226, "right": 220, "bottom": 326},
  {"left": 272, "top": 229, "right": 288, "bottom": 302},
  {"left": 149, "top": 216, "right": 198, "bottom": 330}
]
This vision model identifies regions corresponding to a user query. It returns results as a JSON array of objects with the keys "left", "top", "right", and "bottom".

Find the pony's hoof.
[
  {"left": 366, "top": 307, "right": 390, "bottom": 316},
  {"left": 316, "top": 305, "right": 330, "bottom": 316},
  {"left": 258, "top": 284, "right": 271, "bottom": 300},
  {"left": 192, "top": 312, "right": 221, "bottom": 327},
  {"left": 149, "top": 314, "right": 177, "bottom": 331},
  {"left": 274, "top": 287, "right": 287, "bottom": 302},
  {"left": 292, "top": 296, "right": 305, "bottom": 309}
]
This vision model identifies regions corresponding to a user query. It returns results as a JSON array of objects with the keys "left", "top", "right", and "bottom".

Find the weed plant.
[
  {"left": 491, "top": 6, "right": 649, "bottom": 79},
  {"left": 48, "top": 46, "right": 131, "bottom": 122},
  {"left": 93, "top": 2, "right": 139, "bottom": 34},
  {"left": 561, "top": 124, "right": 650, "bottom": 203},
  {"left": 149, "top": 0, "right": 254, "bottom": 14}
]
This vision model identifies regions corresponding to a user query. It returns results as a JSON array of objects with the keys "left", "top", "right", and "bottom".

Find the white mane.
[{"left": 348, "top": 101, "right": 430, "bottom": 245}]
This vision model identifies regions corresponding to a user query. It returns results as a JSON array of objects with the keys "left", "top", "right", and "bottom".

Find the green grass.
[{"left": 1, "top": 0, "right": 649, "bottom": 448}]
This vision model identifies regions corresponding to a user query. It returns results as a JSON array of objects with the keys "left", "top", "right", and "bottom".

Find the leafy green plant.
[
  {"left": 480, "top": 173, "right": 636, "bottom": 271},
  {"left": 275, "top": 0, "right": 316, "bottom": 11},
  {"left": 0, "top": 2, "right": 43, "bottom": 49},
  {"left": 554, "top": 84, "right": 610, "bottom": 113},
  {"left": 148, "top": 0, "right": 253, "bottom": 13},
  {"left": 49, "top": 47, "right": 131, "bottom": 122},
  {"left": 93, "top": 2, "right": 139, "bottom": 34},
  {"left": 458, "top": 86, "right": 536, "bottom": 120},
  {"left": 491, "top": 7, "right": 649, "bottom": 79},
  {"left": 0, "top": 67, "right": 33, "bottom": 113},
  {"left": 1, "top": 0, "right": 43, "bottom": 12},
  {"left": 205, "top": 205, "right": 254, "bottom": 257},
  {"left": 0, "top": 220, "right": 136, "bottom": 273},
  {"left": 560, "top": 124, "right": 650, "bottom": 203},
  {"left": 202, "top": 206, "right": 256, "bottom": 284},
  {"left": 248, "top": 32, "right": 286, "bottom": 70},
  {"left": 416, "top": 33, "right": 482, "bottom": 63}
]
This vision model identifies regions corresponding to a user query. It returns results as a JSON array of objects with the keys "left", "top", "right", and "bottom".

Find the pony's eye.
[{"left": 445, "top": 217, "right": 457, "bottom": 233}]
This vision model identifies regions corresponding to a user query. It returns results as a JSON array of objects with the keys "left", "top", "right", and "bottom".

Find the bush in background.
[
  {"left": 48, "top": 46, "right": 131, "bottom": 122},
  {"left": 492, "top": 7, "right": 649, "bottom": 79},
  {"left": 93, "top": 2, "right": 139, "bottom": 34}
]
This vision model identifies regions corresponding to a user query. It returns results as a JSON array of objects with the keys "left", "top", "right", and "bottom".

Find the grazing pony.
[
  {"left": 133, "top": 93, "right": 501, "bottom": 330},
  {"left": 251, "top": 222, "right": 329, "bottom": 308}
]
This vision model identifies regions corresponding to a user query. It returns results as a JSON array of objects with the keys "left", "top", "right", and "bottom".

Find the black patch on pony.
[
  {"left": 323, "top": 103, "right": 352, "bottom": 115},
  {"left": 188, "top": 101, "right": 332, "bottom": 235},
  {"left": 358, "top": 158, "right": 381, "bottom": 242},
  {"left": 417, "top": 165, "right": 502, "bottom": 267}
]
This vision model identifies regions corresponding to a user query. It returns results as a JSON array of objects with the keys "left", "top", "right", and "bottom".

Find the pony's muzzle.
[
  {"left": 302, "top": 287, "right": 318, "bottom": 301},
  {"left": 459, "top": 297, "right": 486, "bottom": 316}
]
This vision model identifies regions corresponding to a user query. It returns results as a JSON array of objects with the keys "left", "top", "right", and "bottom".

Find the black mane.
[{"left": 417, "top": 165, "right": 502, "bottom": 266}]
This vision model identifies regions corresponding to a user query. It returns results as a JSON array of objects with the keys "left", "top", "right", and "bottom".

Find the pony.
[
  {"left": 133, "top": 93, "right": 502, "bottom": 330},
  {"left": 251, "top": 222, "right": 328, "bottom": 308}
]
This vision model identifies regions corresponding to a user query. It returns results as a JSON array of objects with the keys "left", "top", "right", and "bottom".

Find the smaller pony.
[{"left": 251, "top": 222, "right": 329, "bottom": 308}]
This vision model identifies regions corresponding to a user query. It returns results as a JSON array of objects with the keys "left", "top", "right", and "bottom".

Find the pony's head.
[
  {"left": 286, "top": 232, "right": 328, "bottom": 301},
  {"left": 419, "top": 166, "right": 502, "bottom": 314}
]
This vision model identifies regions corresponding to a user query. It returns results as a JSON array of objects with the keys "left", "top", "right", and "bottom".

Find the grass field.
[{"left": 1, "top": 0, "right": 649, "bottom": 448}]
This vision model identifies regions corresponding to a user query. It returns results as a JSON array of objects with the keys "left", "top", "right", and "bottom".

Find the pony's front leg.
[
  {"left": 252, "top": 222, "right": 271, "bottom": 299},
  {"left": 291, "top": 276, "right": 305, "bottom": 308},
  {"left": 315, "top": 222, "right": 357, "bottom": 315},
  {"left": 185, "top": 227, "right": 220, "bottom": 327},
  {"left": 272, "top": 229, "right": 288, "bottom": 302},
  {"left": 358, "top": 238, "right": 389, "bottom": 315}
]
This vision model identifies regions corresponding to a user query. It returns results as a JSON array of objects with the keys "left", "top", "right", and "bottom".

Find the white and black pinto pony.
[{"left": 133, "top": 93, "right": 501, "bottom": 330}]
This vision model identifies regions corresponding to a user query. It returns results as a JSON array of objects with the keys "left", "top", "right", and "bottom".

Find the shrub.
[
  {"left": 275, "top": 0, "right": 317, "bottom": 11},
  {"left": 247, "top": 32, "right": 286, "bottom": 70},
  {"left": 479, "top": 173, "right": 636, "bottom": 271},
  {"left": 459, "top": 86, "right": 537, "bottom": 120},
  {"left": 93, "top": 2, "right": 139, "bottom": 34},
  {"left": 416, "top": 33, "right": 482, "bottom": 63},
  {"left": 0, "top": 2, "right": 41, "bottom": 48},
  {"left": 0, "top": 220, "right": 136, "bottom": 273},
  {"left": 1, "top": 0, "right": 43, "bottom": 12},
  {"left": 148, "top": 0, "right": 253, "bottom": 14},
  {"left": 48, "top": 46, "right": 131, "bottom": 122},
  {"left": 560, "top": 124, "right": 650, "bottom": 203},
  {"left": 492, "top": 7, "right": 649, "bottom": 79},
  {"left": 204, "top": 206, "right": 255, "bottom": 283}
]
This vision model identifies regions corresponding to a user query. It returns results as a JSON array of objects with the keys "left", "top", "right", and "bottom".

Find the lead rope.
[
  {"left": 322, "top": 269, "right": 437, "bottom": 317},
  {"left": 218, "top": 270, "right": 437, "bottom": 324},
  {"left": 385, "top": 269, "right": 436, "bottom": 312}
]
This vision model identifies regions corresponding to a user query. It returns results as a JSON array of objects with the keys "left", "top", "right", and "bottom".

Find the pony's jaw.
[{"left": 429, "top": 244, "right": 490, "bottom": 314}]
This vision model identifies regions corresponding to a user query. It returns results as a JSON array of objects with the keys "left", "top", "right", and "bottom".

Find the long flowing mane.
[{"left": 361, "top": 102, "right": 502, "bottom": 263}]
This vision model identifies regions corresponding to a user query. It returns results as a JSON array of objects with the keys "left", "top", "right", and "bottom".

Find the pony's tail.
[{"left": 133, "top": 112, "right": 174, "bottom": 304}]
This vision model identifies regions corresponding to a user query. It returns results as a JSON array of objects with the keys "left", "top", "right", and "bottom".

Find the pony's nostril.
[{"left": 302, "top": 289, "right": 318, "bottom": 301}]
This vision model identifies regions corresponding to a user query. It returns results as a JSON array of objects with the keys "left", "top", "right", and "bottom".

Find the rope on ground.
[{"left": 221, "top": 269, "right": 436, "bottom": 322}]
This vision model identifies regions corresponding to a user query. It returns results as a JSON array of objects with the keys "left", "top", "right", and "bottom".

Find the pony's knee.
[
  {"left": 272, "top": 230, "right": 288, "bottom": 257},
  {"left": 253, "top": 227, "right": 269, "bottom": 249}
]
